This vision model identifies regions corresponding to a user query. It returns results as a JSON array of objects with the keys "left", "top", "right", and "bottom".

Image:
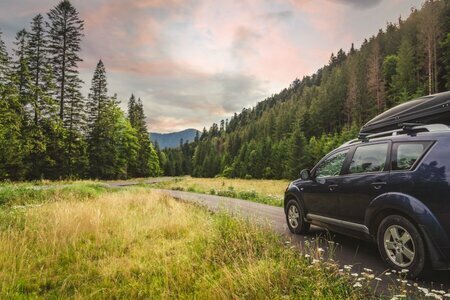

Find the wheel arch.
[
  {"left": 284, "top": 186, "right": 306, "bottom": 215},
  {"left": 366, "top": 192, "right": 450, "bottom": 270}
]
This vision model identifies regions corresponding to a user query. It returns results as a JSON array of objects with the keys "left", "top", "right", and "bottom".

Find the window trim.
[
  {"left": 390, "top": 141, "right": 435, "bottom": 173},
  {"left": 342, "top": 141, "right": 392, "bottom": 176}
]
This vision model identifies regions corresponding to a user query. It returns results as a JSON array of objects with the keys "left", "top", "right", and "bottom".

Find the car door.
[
  {"left": 300, "top": 149, "right": 350, "bottom": 219},
  {"left": 337, "top": 142, "right": 391, "bottom": 224}
]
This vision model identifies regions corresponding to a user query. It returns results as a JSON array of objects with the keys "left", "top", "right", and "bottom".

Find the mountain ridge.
[{"left": 150, "top": 128, "right": 200, "bottom": 149}]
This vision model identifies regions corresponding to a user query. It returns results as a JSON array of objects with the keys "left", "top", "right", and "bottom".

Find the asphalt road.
[
  {"left": 106, "top": 180, "right": 450, "bottom": 293},
  {"left": 156, "top": 188, "right": 450, "bottom": 291}
]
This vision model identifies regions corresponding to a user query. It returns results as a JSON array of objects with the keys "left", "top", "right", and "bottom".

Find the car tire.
[
  {"left": 377, "top": 214, "right": 426, "bottom": 278},
  {"left": 286, "top": 199, "right": 310, "bottom": 234}
]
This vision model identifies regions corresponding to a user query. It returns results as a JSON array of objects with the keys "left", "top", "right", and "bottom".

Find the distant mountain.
[{"left": 150, "top": 129, "right": 200, "bottom": 149}]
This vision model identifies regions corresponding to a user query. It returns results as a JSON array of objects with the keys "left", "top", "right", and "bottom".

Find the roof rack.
[
  {"left": 339, "top": 123, "right": 450, "bottom": 148},
  {"left": 364, "top": 123, "right": 450, "bottom": 140}
]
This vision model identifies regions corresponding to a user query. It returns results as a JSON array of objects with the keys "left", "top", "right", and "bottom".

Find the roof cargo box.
[{"left": 360, "top": 91, "right": 450, "bottom": 134}]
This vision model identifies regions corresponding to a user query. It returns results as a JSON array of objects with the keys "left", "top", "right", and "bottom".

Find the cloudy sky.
[{"left": 1, "top": 0, "right": 423, "bottom": 133}]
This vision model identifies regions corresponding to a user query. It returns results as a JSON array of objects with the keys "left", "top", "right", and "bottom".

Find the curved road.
[
  {"left": 107, "top": 180, "right": 450, "bottom": 293},
  {"left": 157, "top": 189, "right": 450, "bottom": 291}
]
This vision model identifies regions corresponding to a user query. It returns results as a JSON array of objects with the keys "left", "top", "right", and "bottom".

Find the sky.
[{"left": 0, "top": 0, "right": 424, "bottom": 133}]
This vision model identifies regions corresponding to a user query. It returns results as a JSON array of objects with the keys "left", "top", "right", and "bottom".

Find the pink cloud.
[{"left": 149, "top": 116, "right": 204, "bottom": 133}]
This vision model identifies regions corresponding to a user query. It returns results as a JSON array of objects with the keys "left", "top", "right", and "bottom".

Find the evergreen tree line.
[
  {"left": 0, "top": 0, "right": 161, "bottom": 180},
  {"left": 159, "top": 0, "right": 450, "bottom": 180}
]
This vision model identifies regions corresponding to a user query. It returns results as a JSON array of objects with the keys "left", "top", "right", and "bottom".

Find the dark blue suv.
[{"left": 284, "top": 123, "right": 450, "bottom": 277}]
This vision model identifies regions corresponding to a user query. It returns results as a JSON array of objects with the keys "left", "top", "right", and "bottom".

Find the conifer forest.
[{"left": 1, "top": 0, "right": 449, "bottom": 181}]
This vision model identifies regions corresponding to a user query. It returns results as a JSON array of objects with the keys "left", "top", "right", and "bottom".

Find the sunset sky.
[{"left": 1, "top": 0, "right": 423, "bottom": 133}]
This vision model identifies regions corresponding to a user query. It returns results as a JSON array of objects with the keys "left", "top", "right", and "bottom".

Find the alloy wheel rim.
[
  {"left": 288, "top": 205, "right": 300, "bottom": 229},
  {"left": 383, "top": 225, "right": 415, "bottom": 268}
]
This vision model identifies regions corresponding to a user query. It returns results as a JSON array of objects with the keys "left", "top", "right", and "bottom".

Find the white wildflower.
[{"left": 353, "top": 282, "right": 362, "bottom": 288}]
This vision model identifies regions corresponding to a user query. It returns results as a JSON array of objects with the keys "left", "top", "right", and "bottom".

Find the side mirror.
[{"left": 300, "top": 169, "right": 311, "bottom": 181}]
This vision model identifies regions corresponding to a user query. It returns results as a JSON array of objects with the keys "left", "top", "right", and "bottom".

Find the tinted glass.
[
  {"left": 349, "top": 143, "right": 388, "bottom": 174},
  {"left": 392, "top": 142, "right": 430, "bottom": 171},
  {"left": 315, "top": 150, "right": 348, "bottom": 178}
]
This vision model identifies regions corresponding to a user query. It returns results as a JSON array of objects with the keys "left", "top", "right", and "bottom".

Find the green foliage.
[
  {"left": 0, "top": 182, "right": 109, "bottom": 207},
  {"left": 0, "top": 2, "right": 161, "bottom": 181},
  {"left": 128, "top": 95, "right": 162, "bottom": 177},
  {"left": 89, "top": 101, "right": 139, "bottom": 179},
  {"left": 442, "top": 33, "right": 450, "bottom": 89}
]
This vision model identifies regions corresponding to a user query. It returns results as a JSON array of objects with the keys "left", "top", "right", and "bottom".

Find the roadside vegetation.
[
  {"left": 151, "top": 177, "right": 289, "bottom": 206},
  {"left": 0, "top": 183, "right": 376, "bottom": 299}
]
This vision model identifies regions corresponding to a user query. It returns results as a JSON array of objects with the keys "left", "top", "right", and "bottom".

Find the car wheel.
[
  {"left": 377, "top": 215, "right": 426, "bottom": 278},
  {"left": 286, "top": 199, "right": 310, "bottom": 234}
]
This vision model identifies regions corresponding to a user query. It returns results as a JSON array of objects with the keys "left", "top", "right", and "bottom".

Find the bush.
[
  {"left": 187, "top": 186, "right": 196, "bottom": 192},
  {"left": 217, "top": 190, "right": 237, "bottom": 198},
  {"left": 238, "top": 190, "right": 257, "bottom": 200},
  {"left": 221, "top": 166, "right": 234, "bottom": 178}
]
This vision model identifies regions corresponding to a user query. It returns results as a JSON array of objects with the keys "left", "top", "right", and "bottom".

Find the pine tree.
[
  {"left": 28, "top": 14, "right": 48, "bottom": 124},
  {"left": 345, "top": 61, "right": 359, "bottom": 125},
  {"left": 90, "top": 101, "right": 139, "bottom": 179},
  {"left": 65, "top": 80, "right": 87, "bottom": 177},
  {"left": 0, "top": 32, "right": 25, "bottom": 180},
  {"left": 87, "top": 60, "right": 108, "bottom": 126},
  {"left": 127, "top": 94, "right": 137, "bottom": 125},
  {"left": 392, "top": 38, "right": 419, "bottom": 103},
  {"left": 127, "top": 96, "right": 161, "bottom": 177},
  {"left": 442, "top": 33, "right": 450, "bottom": 89},
  {"left": 0, "top": 30, "right": 11, "bottom": 82},
  {"left": 418, "top": 0, "right": 444, "bottom": 94},
  {"left": 46, "top": 0, "right": 84, "bottom": 121},
  {"left": 367, "top": 40, "right": 386, "bottom": 113},
  {"left": 47, "top": 0, "right": 86, "bottom": 177},
  {"left": 13, "top": 29, "right": 32, "bottom": 108}
]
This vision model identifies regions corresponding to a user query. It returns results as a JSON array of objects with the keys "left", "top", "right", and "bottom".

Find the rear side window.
[
  {"left": 349, "top": 143, "right": 389, "bottom": 174},
  {"left": 391, "top": 142, "right": 432, "bottom": 171}
]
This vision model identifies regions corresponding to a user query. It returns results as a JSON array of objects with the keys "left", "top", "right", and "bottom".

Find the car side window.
[
  {"left": 349, "top": 143, "right": 388, "bottom": 174},
  {"left": 392, "top": 142, "right": 431, "bottom": 171},
  {"left": 315, "top": 150, "right": 348, "bottom": 178}
]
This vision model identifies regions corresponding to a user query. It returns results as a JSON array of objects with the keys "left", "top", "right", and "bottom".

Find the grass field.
[
  {"left": 152, "top": 177, "right": 289, "bottom": 206},
  {"left": 0, "top": 182, "right": 379, "bottom": 299}
]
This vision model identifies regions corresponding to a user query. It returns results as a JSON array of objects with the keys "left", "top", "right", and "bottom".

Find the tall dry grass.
[{"left": 0, "top": 187, "right": 371, "bottom": 299}]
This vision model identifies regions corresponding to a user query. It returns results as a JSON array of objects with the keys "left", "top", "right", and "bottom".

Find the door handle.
[
  {"left": 328, "top": 184, "right": 339, "bottom": 191},
  {"left": 371, "top": 182, "right": 387, "bottom": 190}
]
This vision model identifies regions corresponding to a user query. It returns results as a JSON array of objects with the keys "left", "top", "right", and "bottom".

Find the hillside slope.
[{"left": 158, "top": 0, "right": 450, "bottom": 179}]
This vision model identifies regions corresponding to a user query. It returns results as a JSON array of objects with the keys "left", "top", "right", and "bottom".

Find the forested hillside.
[
  {"left": 0, "top": 0, "right": 161, "bottom": 180},
  {"left": 159, "top": 0, "right": 450, "bottom": 179}
]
